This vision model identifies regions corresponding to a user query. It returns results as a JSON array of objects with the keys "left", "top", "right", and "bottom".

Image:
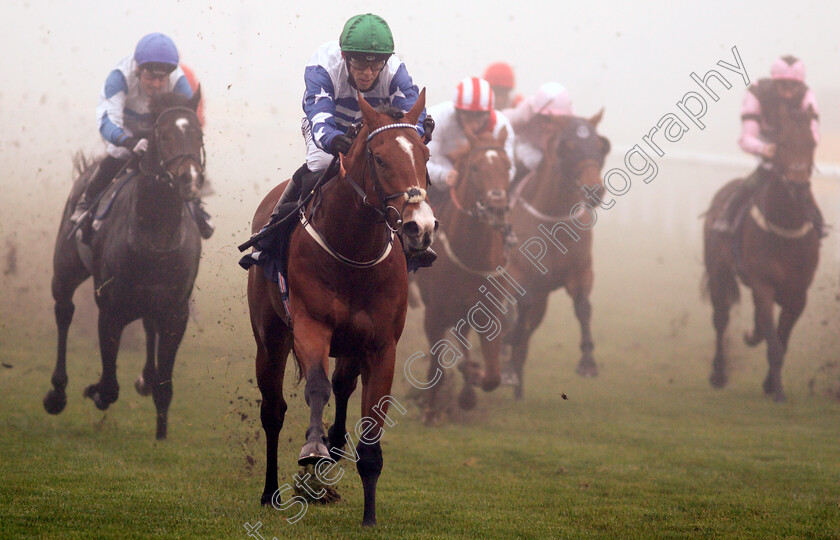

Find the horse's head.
[
  {"left": 446, "top": 125, "right": 512, "bottom": 229},
  {"left": 771, "top": 104, "right": 816, "bottom": 202},
  {"left": 347, "top": 89, "right": 438, "bottom": 256},
  {"left": 146, "top": 88, "right": 205, "bottom": 200},
  {"left": 540, "top": 110, "right": 610, "bottom": 194}
]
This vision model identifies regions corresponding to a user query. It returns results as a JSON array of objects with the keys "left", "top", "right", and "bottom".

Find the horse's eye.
[{"left": 374, "top": 155, "right": 386, "bottom": 168}]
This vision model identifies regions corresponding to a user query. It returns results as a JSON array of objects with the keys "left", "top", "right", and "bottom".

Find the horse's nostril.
[
  {"left": 403, "top": 221, "right": 420, "bottom": 237},
  {"left": 433, "top": 220, "right": 440, "bottom": 232}
]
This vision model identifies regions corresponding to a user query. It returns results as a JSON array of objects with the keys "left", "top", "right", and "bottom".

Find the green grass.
[{"left": 2, "top": 162, "right": 840, "bottom": 538}]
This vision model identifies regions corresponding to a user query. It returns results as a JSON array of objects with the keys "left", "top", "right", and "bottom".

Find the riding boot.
[
  {"left": 191, "top": 199, "right": 215, "bottom": 240},
  {"left": 70, "top": 155, "right": 125, "bottom": 224},
  {"left": 806, "top": 192, "right": 827, "bottom": 239},
  {"left": 255, "top": 164, "right": 322, "bottom": 253},
  {"left": 712, "top": 171, "right": 759, "bottom": 235}
]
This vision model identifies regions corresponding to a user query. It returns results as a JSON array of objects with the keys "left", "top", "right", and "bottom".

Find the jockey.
[
  {"left": 71, "top": 33, "right": 214, "bottom": 239},
  {"left": 426, "top": 77, "right": 516, "bottom": 205},
  {"left": 713, "top": 55, "right": 823, "bottom": 236},
  {"left": 502, "top": 81, "right": 573, "bottom": 181},
  {"left": 256, "top": 13, "right": 434, "bottom": 265},
  {"left": 483, "top": 62, "right": 522, "bottom": 110}
]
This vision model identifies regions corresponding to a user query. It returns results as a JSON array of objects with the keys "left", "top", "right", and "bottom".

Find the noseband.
[{"left": 343, "top": 123, "right": 427, "bottom": 233}]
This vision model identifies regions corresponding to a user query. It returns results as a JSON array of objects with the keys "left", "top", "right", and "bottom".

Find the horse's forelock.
[
  {"left": 151, "top": 92, "right": 192, "bottom": 118},
  {"left": 373, "top": 104, "right": 405, "bottom": 120}
]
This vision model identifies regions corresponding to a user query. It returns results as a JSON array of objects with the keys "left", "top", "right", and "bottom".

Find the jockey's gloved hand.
[
  {"left": 120, "top": 136, "right": 149, "bottom": 156},
  {"left": 329, "top": 134, "right": 352, "bottom": 156},
  {"left": 422, "top": 114, "right": 435, "bottom": 143}
]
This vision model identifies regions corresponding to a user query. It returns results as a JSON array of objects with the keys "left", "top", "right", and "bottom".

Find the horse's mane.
[{"left": 151, "top": 91, "right": 192, "bottom": 117}]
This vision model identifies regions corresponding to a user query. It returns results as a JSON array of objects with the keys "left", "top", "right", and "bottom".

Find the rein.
[{"left": 304, "top": 121, "right": 425, "bottom": 268}]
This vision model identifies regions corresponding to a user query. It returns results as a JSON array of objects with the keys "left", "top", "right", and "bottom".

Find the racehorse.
[
  {"left": 246, "top": 92, "right": 436, "bottom": 526},
  {"left": 413, "top": 126, "right": 512, "bottom": 424},
  {"left": 44, "top": 89, "right": 205, "bottom": 440},
  {"left": 703, "top": 105, "right": 819, "bottom": 402},
  {"left": 502, "top": 111, "right": 610, "bottom": 399}
]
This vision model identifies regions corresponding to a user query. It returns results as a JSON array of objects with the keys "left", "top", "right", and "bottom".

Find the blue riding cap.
[{"left": 134, "top": 33, "right": 179, "bottom": 68}]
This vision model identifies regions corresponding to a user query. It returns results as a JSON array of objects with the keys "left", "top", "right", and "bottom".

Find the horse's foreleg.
[
  {"left": 83, "top": 308, "right": 125, "bottom": 411},
  {"left": 771, "top": 292, "right": 807, "bottom": 401},
  {"left": 135, "top": 318, "right": 157, "bottom": 396},
  {"left": 151, "top": 309, "right": 188, "bottom": 440},
  {"left": 508, "top": 294, "right": 548, "bottom": 400},
  {"left": 708, "top": 268, "right": 736, "bottom": 389},
  {"left": 296, "top": 321, "right": 333, "bottom": 465},
  {"left": 751, "top": 285, "right": 785, "bottom": 402},
  {"left": 44, "top": 264, "right": 88, "bottom": 415},
  {"left": 568, "top": 276, "right": 597, "bottom": 378},
  {"left": 256, "top": 322, "right": 291, "bottom": 505},
  {"left": 356, "top": 346, "right": 397, "bottom": 527},
  {"left": 477, "top": 337, "right": 501, "bottom": 392},
  {"left": 328, "top": 357, "right": 359, "bottom": 462}
]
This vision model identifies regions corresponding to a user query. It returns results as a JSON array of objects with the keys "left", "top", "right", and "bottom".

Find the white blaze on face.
[
  {"left": 406, "top": 200, "right": 437, "bottom": 238},
  {"left": 190, "top": 163, "right": 199, "bottom": 184},
  {"left": 486, "top": 149, "right": 499, "bottom": 163},
  {"left": 176, "top": 117, "right": 190, "bottom": 134},
  {"left": 395, "top": 135, "right": 416, "bottom": 170}
]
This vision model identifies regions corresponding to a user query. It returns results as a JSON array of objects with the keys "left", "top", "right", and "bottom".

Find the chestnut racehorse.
[
  {"left": 413, "top": 127, "right": 512, "bottom": 425},
  {"left": 247, "top": 92, "right": 436, "bottom": 526},
  {"left": 502, "top": 111, "right": 610, "bottom": 399},
  {"left": 704, "top": 105, "right": 819, "bottom": 402},
  {"left": 44, "top": 90, "right": 205, "bottom": 439}
]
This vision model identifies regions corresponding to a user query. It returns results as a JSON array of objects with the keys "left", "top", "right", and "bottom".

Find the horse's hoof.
[
  {"left": 362, "top": 519, "right": 377, "bottom": 527},
  {"left": 762, "top": 377, "right": 774, "bottom": 395},
  {"left": 743, "top": 330, "right": 763, "bottom": 347},
  {"left": 135, "top": 375, "right": 152, "bottom": 396},
  {"left": 480, "top": 374, "right": 501, "bottom": 392},
  {"left": 500, "top": 370, "right": 519, "bottom": 387},
  {"left": 772, "top": 391, "right": 787, "bottom": 403},
  {"left": 43, "top": 389, "right": 67, "bottom": 415},
  {"left": 576, "top": 360, "right": 599, "bottom": 378},
  {"left": 298, "top": 441, "right": 332, "bottom": 466},
  {"left": 260, "top": 492, "right": 274, "bottom": 506},
  {"left": 84, "top": 384, "right": 116, "bottom": 410},
  {"left": 458, "top": 385, "right": 477, "bottom": 410},
  {"left": 709, "top": 371, "right": 728, "bottom": 389},
  {"left": 513, "top": 386, "right": 523, "bottom": 401}
]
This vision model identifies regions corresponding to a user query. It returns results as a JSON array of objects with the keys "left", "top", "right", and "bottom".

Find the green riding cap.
[{"left": 339, "top": 13, "right": 395, "bottom": 55}]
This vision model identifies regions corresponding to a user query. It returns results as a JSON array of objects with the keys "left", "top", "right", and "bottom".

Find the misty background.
[{"left": 1, "top": 0, "right": 839, "bottom": 355}]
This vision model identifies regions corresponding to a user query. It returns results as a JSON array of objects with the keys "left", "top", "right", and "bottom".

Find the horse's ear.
[
  {"left": 405, "top": 88, "right": 426, "bottom": 126},
  {"left": 589, "top": 107, "right": 604, "bottom": 128},
  {"left": 358, "top": 91, "right": 376, "bottom": 123},
  {"left": 188, "top": 85, "right": 202, "bottom": 112}
]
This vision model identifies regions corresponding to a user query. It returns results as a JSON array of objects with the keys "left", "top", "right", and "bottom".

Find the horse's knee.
[
  {"left": 260, "top": 399, "right": 287, "bottom": 431},
  {"left": 356, "top": 441, "right": 383, "bottom": 479}
]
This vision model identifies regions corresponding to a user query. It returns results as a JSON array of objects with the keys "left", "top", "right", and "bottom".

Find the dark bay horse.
[
  {"left": 247, "top": 92, "right": 436, "bottom": 526},
  {"left": 704, "top": 106, "right": 819, "bottom": 402},
  {"left": 44, "top": 90, "right": 205, "bottom": 439},
  {"left": 503, "top": 111, "right": 610, "bottom": 399},
  {"left": 413, "top": 127, "right": 512, "bottom": 424}
]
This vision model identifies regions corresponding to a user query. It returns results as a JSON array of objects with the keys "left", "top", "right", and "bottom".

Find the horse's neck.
[
  {"left": 313, "top": 167, "right": 389, "bottom": 258},
  {"left": 522, "top": 162, "right": 577, "bottom": 215},
  {"left": 758, "top": 176, "right": 809, "bottom": 229},
  {"left": 134, "top": 175, "right": 184, "bottom": 231}
]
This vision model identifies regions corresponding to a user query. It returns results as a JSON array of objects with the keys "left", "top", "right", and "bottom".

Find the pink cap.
[{"left": 770, "top": 55, "right": 805, "bottom": 82}]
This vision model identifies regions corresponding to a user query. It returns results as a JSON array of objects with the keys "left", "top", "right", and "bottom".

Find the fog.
[{"left": 2, "top": 0, "right": 839, "bottom": 348}]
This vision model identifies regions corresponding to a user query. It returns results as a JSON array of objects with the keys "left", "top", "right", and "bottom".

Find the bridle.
[
  {"left": 341, "top": 122, "right": 427, "bottom": 234},
  {"left": 448, "top": 142, "right": 511, "bottom": 231},
  {"left": 140, "top": 105, "right": 206, "bottom": 187}
]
